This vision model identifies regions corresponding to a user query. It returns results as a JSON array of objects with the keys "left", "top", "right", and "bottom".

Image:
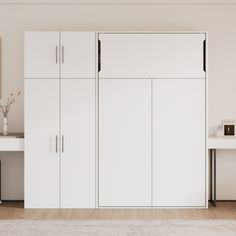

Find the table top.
[
  {"left": 0, "top": 133, "right": 24, "bottom": 151},
  {"left": 208, "top": 136, "right": 236, "bottom": 149}
]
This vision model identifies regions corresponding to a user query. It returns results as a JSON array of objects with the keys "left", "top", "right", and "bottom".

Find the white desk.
[
  {"left": 209, "top": 137, "right": 236, "bottom": 149},
  {"left": 0, "top": 134, "right": 24, "bottom": 203},
  {"left": 208, "top": 137, "right": 236, "bottom": 207}
]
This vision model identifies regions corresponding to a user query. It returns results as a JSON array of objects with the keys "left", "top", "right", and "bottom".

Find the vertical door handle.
[
  {"left": 98, "top": 40, "right": 101, "bottom": 72},
  {"left": 56, "top": 46, "right": 58, "bottom": 64},
  {"left": 203, "top": 40, "right": 206, "bottom": 72},
  {"left": 62, "top": 46, "right": 64, "bottom": 64},
  {"left": 56, "top": 135, "right": 58, "bottom": 153},
  {"left": 62, "top": 135, "right": 64, "bottom": 153}
]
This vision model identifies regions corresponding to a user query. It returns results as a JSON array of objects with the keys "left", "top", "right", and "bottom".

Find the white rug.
[{"left": 0, "top": 220, "right": 236, "bottom": 236}]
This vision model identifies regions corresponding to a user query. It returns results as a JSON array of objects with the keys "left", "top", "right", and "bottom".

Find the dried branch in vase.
[{"left": 0, "top": 91, "right": 22, "bottom": 117}]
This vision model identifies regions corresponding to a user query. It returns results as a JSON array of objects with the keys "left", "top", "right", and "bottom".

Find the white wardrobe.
[
  {"left": 24, "top": 32, "right": 207, "bottom": 208},
  {"left": 24, "top": 32, "right": 96, "bottom": 208}
]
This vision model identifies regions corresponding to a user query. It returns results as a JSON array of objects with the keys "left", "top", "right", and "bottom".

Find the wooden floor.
[{"left": 1, "top": 202, "right": 236, "bottom": 220}]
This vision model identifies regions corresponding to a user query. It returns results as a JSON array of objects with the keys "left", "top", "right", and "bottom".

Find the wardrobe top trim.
[{"left": 24, "top": 31, "right": 208, "bottom": 35}]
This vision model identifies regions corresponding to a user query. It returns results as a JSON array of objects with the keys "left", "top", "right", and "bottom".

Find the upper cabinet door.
[
  {"left": 24, "top": 32, "right": 60, "bottom": 79},
  {"left": 60, "top": 32, "right": 96, "bottom": 79},
  {"left": 99, "top": 33, "right": 206, "bottom": 79}
]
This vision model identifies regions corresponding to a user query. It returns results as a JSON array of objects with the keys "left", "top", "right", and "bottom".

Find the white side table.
[
  {"left": 0, "top": 133, "right": 24, "bottom": 203},
  {"left": 208, "top": 137, "right": 236, "bottom": 207}
]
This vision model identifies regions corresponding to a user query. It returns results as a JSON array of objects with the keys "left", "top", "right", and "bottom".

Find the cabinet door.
[
  {"left": 24, "top": 79, "right": 60, "bottom": 208},
  {"left": 24, "top": 32, "right": 60, "bottom": 79},
  {"left": 99, "top": 79, "right": 151, "bottom": 207},
  {"left": 60, "top": 32, "right": 96, "bottom": 79},
  {"left": 153, "top": 79, "right": 206, "bottom": 207},
  {"left": 60, "top": 79, "right": 95, "bottom": 208},
  {"left": 99, "top": 34, "right": 205, "bottom": 79}
]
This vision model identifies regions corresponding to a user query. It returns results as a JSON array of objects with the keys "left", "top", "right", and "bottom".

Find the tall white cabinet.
[
  {"left": 98, "top": 33, "right": 206, "bottom": 208},
  {"left": 24, "top": 32, "right": 96, "bottom": 208},
  {"left": 25, "top": 31, "right": 207, "bottom": 209}
]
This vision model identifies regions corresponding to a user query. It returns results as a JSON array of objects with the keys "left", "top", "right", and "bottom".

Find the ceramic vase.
[{"left": 3, "top": 116, "right": 8, "bottom": 135}]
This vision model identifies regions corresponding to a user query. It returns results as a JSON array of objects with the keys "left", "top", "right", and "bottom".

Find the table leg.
[
  {"left": 0, "top": 160, "right": 1, "bottom": 204},
  {"left": 210, "top": 149, "right": 216, "bottom": 207},
  {"left": 210, "top": 149, "right": 212, "bottom": 203},
  {"left": 213, "top": 149, "right": 216, "bottom": 207}
]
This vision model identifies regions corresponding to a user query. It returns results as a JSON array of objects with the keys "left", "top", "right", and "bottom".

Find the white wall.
[{"left": 0, "top": 2, "right": 236, "bottom": 200}]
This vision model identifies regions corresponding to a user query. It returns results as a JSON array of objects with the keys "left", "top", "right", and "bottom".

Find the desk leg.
[
  {"left": 210, "top": 149, "right": 216, "bottom": 207},
  {"left": 0, "top": 160, "right": 1, "bottom": 204},
  {"left": 210, "top": 149, "right": 212, "bottom": 204},
  {"left": 213, "top": 149, "right": 216, "bottom": 207}
]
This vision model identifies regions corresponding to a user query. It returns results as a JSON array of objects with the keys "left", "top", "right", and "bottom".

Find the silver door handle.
[
  {"left": 62, "top": 46, "right": 64, "bottom": 64},
  {"left": 56, "top": 46, "right": 58, "bottom": 64},
  {"left": 56, "top": 135, "right": 58, "bottom": 153},
  {"left": 62, "top": 135, "right": 64, "bottom": 153}
]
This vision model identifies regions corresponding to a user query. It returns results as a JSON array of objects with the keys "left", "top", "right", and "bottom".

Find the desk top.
[
  {"left": 0, "top": 133, "right": 24, "bottom": 151},
  {"left": 208, "top": 136, "right": 236, "bottom": 149}
]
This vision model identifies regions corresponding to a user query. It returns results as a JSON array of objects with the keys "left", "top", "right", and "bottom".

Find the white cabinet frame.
[
  {"left": 25, "top": 31, "right": 208, "bottom": 209},
  {"left": 24, "top": 31, "right": 97, "bottom": 209},
  {"left": 96, "top": 32, "right": 208, "bottom": 209}
]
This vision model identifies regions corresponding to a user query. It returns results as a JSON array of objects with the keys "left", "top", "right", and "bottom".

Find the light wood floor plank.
[{"left": 1, "top": 202, "right": 236, "bottom": 220}]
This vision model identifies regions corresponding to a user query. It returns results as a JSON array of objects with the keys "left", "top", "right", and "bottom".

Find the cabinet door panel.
[
  {"left": 24, "top": 32, "right": 59, "bottom": 79},
  {"left": 99, "top": 34, "right": 205, "bottom": 79},
  {"left": 61, "top": 79, "right": 95, "bottom": 208},
  {"left": 60, "top": 32, "right": 96, "bottom": 79},
  {"left": 153, "top": 79, "right": 206, "bottom": 207},
  {"left": 24, "top": 79, "right": 60, "bottom": 208},
  {"left": 99, "top": 79, "right": 151, "bottom": 207}
]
